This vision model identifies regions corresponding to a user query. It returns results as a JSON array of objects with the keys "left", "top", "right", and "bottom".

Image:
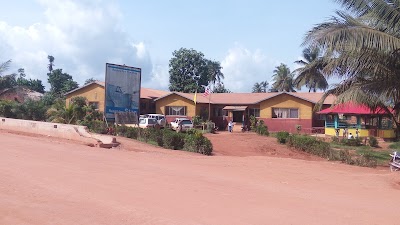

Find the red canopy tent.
[{"left": 317, "top": 103, "right": 391, "bottom": 115}]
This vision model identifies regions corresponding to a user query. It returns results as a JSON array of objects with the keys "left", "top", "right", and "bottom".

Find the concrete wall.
[
  {"left": 0, "top": 117, "right": 97, "bottom": 145},
  {"left": 156, "top": 93, "right": 196, "bottom": 118}
]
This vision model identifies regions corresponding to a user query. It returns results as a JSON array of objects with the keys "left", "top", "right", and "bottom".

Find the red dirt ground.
[{"left": 1, "top": 129, "right": 400, "bottom": 225}]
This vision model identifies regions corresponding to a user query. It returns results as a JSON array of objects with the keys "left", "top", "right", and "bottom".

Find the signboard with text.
[{"left": 104, "top": 63, "right": 141, "bottom": 121}]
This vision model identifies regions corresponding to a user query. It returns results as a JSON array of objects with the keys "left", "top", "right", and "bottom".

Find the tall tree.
[
  {"left": 48, "top": 69, "right": 78, "bottom": 97},
  {"left": 47, "top": 55, "right": 54, "bottom": 73},
  {"left": 305, "top": 0, "right": 400, "bottom": 134},
  {"left": 168, "top": 48, "right": 224, "bottom": 93},
  {"left": 16, "top": 68, "right": 45, "bottom": 93},
  {"left": 293, "top": 47, "right": 328, "bottom": 92},
  {"left": 272, "top": 64, "right": 295, "bottom": 92},
  {"left": 252, "top": 81, "right": 268, "bottom": 93}
]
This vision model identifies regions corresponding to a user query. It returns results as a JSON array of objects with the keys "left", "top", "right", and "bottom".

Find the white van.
[{"left": 145, "top": 114, "right": 166, "bottom": 128}]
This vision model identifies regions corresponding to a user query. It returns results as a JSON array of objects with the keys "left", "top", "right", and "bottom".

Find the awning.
[
  {"left": 223, "top": 106, "right": 248, "bottom": 111},
  {"left": 317, "top": 103, "right": 390, "bottom": 115}
]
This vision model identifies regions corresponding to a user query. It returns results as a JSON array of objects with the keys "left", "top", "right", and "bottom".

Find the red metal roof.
[{"left": 317, "top": 103, "right": 390, "bottom": 115}]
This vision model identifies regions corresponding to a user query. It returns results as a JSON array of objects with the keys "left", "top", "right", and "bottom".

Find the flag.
[
  {"left": 203, "top": 86, "right": 211, "bottom": 97},
  {"left": 193, "top": 90, "right": 197, "bottom": 105}
]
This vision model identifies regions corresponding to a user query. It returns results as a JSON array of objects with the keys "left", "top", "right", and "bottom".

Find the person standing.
[
  {"left": 228, "top": 120, "right": 233, "bottom": 133},
  {"left": 355, "top": 128, "right": 360, "bottom": 139}
]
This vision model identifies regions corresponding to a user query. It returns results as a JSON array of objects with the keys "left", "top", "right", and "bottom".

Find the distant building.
[{"left": 0, "top": 86, "right": 43, "bottom": 102}]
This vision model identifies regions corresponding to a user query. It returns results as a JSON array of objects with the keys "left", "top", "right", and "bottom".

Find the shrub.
[
  {"left": 331, "top": 136, "right": 340, "bottom": 143},
  {"left": 256, "top": 123, "right": 269, "bottom": 136},
  {"left": 126, "top": 127, "right": 139, "bottom": 139},
  {"left": 368, "top": 136, "right": 379, "bottom": 147},
  {"left": 84, "top": 120, "right": 108, "bottom": 134},
  {"left": 341, "top": 138, "right": 362, "bottom": 146},
  {"left": 276, "top": 131, "right": 290, "bottom": 144},
  {"left": 354, "top": 151, "right": 378, "bottom": 168},
  {"left": 249, "top": 115, "right": 258, "bottom": 130},
  {"left": 287, "top": 134, "right": 334, "bottom": 159},
  {"left": 338, "top": 150, "right": 354, "bottom": 164},
  {"left": 162, "top": 129, "right": 185, "bottom": 150},
  {"left": 183, "top": 130, "right": 213, "bottom": 155}
]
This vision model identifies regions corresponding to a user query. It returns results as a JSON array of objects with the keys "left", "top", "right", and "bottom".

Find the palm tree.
[
  {"left": 252, "top": 82, "right": 262, "bottom": 93},
  {"left": 0, "top": 60, "right": 11, "bottom": 76},
  {"left": 305, "top": 0, "right": 400, "bottom": 133},
  {"left": 252, "top": 81, "right": 269, "bottom": 93},
  {"left": 207, "top": 60, "right": 224, "bottom": 84},
  {"left": 293, "top": 47, "right": 328, "bottom": 92},
  {"left": 272, "top": 63, "right": 295, "bottom": 92}
]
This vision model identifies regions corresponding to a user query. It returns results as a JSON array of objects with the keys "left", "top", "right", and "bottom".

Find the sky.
[{"left": 0, "top": 0, "right": 340, "bottom": 92}]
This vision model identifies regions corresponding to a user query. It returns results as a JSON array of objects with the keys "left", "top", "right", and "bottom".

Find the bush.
[
  {"left": 354, "top": 151, "right": 378, "bottom": 168},
  {"left": 126, "top": 127, "right": 139, "bottom": 139},
  {"left": 276, "top": 131, "right": 290, "bottom": 144},
  {"left": 331, "top": 136, "right": 340, "bottom": 143},
  {"left": 83, "top": 120, "right": 108, "bottom": 134},
  {"left": 249, "top": 115, "right": 257, "bottom": 130},
  {"left": 162, "top": 129, "right": 185, "bottom": 150},
  {"left": 341, "top": 138, "right": 362, "bottom": 146},
  {"left": 338, "top": 150, "right": 354, "bottom": 164},
  {"left": 368, "top": 136, "right": 379, "bottom": 147},
  {"left": 183, "top": 130, "right": 213, "bottom": 155},
  {"left": 255, "top": 120, "right": 269, "bottom": 136},
  {"left": 287, "top": 134, "right": 334, "bottom": 159}
]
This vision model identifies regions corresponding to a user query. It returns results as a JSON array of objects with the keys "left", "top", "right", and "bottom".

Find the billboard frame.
[{"left": 104, "top": 63, "right": 141, "bottom": 122}]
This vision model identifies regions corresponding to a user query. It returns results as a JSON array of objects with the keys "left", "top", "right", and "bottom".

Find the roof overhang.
[{"left": 223, "top": 106, "right": 248, "bottom": 111}]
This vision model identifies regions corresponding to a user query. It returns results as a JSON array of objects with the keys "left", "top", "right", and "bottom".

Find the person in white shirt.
[
  {"left": 228, "top": 120, "right": 233, "bottom": 133},
  {"left": 348, "top": 133, "right": 354, "bottom": 139}
]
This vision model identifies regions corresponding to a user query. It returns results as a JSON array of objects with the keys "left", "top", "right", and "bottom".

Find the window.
[
  {"left": 140, "top": 102, "right": 147, "bottom": 110},
  {"left": 89, "top": 101, "right": 99, "bottom": 109},
  {"left": 165, "top": 106, "right": 187, "bottom": 116},
  {"left": 272, "top": 108, "right": 299, "bottom": 118},
  {"left": 249, "top": 108, "right": 260, "bottom": 117}
]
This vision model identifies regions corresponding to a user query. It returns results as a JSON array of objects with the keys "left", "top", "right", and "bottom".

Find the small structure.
[{"left": 317, "top": 103, "right": 395, "bottom": 139}]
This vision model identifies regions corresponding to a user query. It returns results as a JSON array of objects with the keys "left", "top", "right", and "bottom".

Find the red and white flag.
[{"left": 203, "top": 86, "right": 211, "bottom": 97}]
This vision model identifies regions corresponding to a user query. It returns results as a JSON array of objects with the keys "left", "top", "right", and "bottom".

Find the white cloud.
[
  {"left": 0, "top": 0, "right": 159, "bottom": 90},
  {"left": 221, "top": 44, "right": 279, "bottom": 92}
]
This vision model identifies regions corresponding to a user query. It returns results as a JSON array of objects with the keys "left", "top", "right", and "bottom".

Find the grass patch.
[
  {"left": 388, "top": 141, "right": 400, "bottom": 149},
  {"left": 356, "top": 149, "right": 392, "bottom": 165}
]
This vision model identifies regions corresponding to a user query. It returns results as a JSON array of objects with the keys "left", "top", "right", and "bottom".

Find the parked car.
[
  {"left": 171, "top": 118, "right": 193, "bottom": 132},
  {"left": 145, "top": 114, "right": 166, "bottom": 128},
  {"left": 128, "top": 117, "right": 158, "bottom": 128}
]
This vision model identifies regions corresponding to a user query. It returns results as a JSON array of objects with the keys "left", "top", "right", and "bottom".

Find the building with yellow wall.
[
  {"left": 65, "top": 81, "right": 169, "bottom": 115},
  {"left": 154, "top": 92, "right": 335, "bottom": 133}
]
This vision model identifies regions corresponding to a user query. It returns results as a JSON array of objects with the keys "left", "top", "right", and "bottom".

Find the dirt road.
[{"left": 1, "top": 130, "right": 399, "bottom": 225}]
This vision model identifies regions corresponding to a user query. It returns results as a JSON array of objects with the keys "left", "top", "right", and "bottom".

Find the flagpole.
[{"left": 208, "top": 91, "right": 211, "bottom": 121}]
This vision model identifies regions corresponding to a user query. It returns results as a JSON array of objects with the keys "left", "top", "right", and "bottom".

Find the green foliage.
[
  {"left": 168, "top": 48, "right": 223, "bottom": 93},
  {"left": 162, "top": 129, "right": 185, "bottom": 150},
  {"left": 0, "top": 100, "right": 17, "bottom": 118},
  {"left": 255, "top": 121, "right": 269, "bottom": 136},
  {"left": 389, "top": 141, "right": 400, "bottom": 149},
  {"left": 82, "top": 120, "right": 108, "bottom": 134},
  {"left": 48, "top": 69, "right": 79, "bottom": 97},
  {"left": 287, "top": 134, "right": 334, "bottom": 159},
  {"left": 183, "top": 130, "right": 213, "bottom": 155},
  {"left": 252, "top": 81, "right": 268, "bottom": 93},
  {"left": 272, "top": 63, "right": 295, "bottom": 92},
  {"left": 276, "top": 131, "right": 290, "bottom": 144},
  {"left": 368, "top": 136, "right": 379, "bottom": 147},
  {"left": 84, "top": 78, "right": 96, "bottom": 85},
  {"left": 249, "top": 115, "right": 257, "bottom": 130},
  {"left": 293, "top": 47, "right": 328, "bottom": 92},
  {"left": 16, "top": 68, "right": 45, "bottom": 93},
  {"left": 192, "top": 115, "right": 203, "bottom": 126},
  {"left": 338, "top": 150, "right": 354, "bottom": 165},
  {"left": 340, "top": 138, "right": 362, "bottom": 146}
]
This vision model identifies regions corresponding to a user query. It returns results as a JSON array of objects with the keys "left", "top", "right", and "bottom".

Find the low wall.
[{"left": 0, "top": 117, "right": 98, "bottom": 145}]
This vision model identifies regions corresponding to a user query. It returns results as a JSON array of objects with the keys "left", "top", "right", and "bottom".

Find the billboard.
[{"left": 104, "top": 63, "right": 141, "bottom": 120}]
